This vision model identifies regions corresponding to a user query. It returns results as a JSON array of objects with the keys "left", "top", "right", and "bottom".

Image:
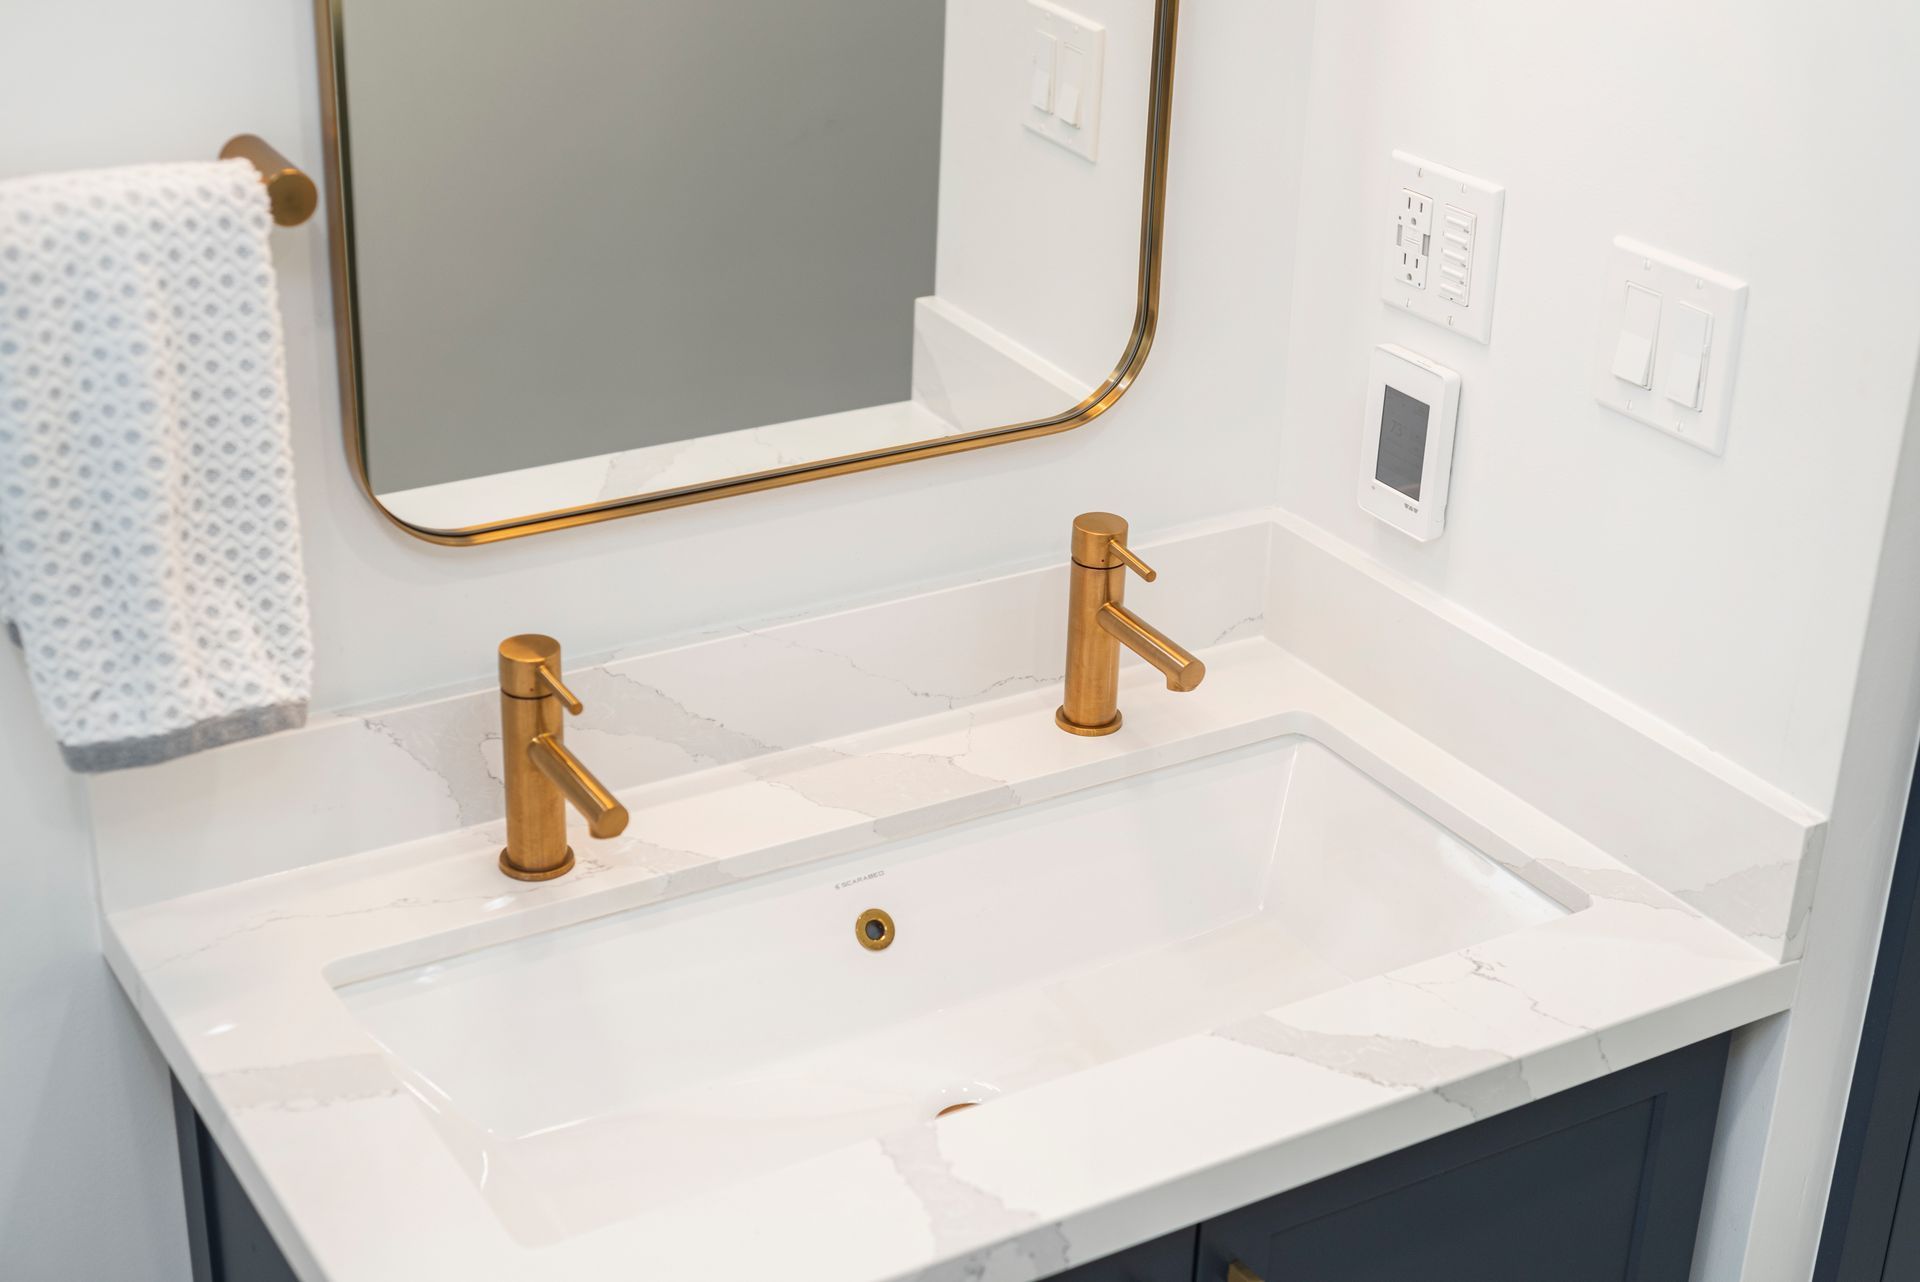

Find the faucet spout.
[
  {"left": 529, "top": 733, "right": 630, "bottom": 838},
  {"left": 1097, "top": 602, "right": 1206, "bottom": 692}
]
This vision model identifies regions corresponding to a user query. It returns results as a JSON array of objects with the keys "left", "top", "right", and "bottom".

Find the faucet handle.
[
  {"left": 499, "top": 634, "right": 585, "bottom": 713},
  {"left": 1069, "top": 511, "right": 1158, "bottom": 581},
  {"left": 1106, "top": 538, "right": 1158, "bottom": 583},
  {"left": 537, "top": 663, "right": 584, "bottom": 714}
]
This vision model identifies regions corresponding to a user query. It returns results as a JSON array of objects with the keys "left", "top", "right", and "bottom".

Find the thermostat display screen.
[{"left": 1375, "top": 385, "right": 1430, "bottom": 500}]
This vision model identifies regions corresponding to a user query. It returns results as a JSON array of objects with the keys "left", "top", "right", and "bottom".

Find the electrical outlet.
[
  {"left": 1393, "top": 188, "right": 1432, "bottom": 289},
  {"left": 1381, "top": 152, "right": 1505, "bottom": 344}
]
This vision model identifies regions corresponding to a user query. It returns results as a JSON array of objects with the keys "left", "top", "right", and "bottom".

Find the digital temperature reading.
[
  {"left": 1358, "top": 344, "right": 1459, "bottom": 541},
  {"left": 1375, "top": 386, "right": 1431, "bottom": 500}
]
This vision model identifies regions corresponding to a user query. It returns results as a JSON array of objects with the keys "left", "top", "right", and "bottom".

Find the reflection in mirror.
[{"left": 322, "top": 0, "right": 1175, "bottom": 538}]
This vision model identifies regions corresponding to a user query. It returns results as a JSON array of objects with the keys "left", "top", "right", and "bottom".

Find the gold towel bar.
[{"left": 220, "top": 134, "right": 318, "bottom": 229}]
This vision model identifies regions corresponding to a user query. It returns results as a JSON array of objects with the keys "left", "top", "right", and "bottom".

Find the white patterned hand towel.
[{"left": 0, "top": 160, "right": 312, "bottom": 772}]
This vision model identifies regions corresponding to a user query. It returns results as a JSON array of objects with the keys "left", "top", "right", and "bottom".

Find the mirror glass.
[{"left": 323, "top": 0, "right": 1174, "bottom": 538}]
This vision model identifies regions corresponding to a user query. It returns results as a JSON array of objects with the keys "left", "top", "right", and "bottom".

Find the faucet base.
[
  {"left": 498, "top": 847, "right": 576, "bottom": 882},
  {"left": 1055, "top": 706, "right": 1123, "bottom": 737}
]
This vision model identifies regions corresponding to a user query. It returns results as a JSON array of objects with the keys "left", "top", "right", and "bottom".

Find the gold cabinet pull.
[{"left": 1226, "top": 1262, "right": 1264, "bottom": 1282}]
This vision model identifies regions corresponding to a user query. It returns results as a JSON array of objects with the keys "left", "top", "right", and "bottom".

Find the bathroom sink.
[{"left": 337, "top": 736, "right": 1566, "bottom": 1245}]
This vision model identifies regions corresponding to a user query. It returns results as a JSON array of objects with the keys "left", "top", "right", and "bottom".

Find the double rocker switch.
[
  {"left": 1025, "top": 2, "right": 1104, "bottom": 161},
  {"left": 1029, "top": 28, "right": 1090, "bottom": 126},
  {"left": 1610, "top": 281, "right": 1713, "bottom": 411}
]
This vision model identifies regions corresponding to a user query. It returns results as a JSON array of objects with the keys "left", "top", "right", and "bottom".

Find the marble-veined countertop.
[{"left": 106, "top": 639, "right": 1795, "bottom": 1281}]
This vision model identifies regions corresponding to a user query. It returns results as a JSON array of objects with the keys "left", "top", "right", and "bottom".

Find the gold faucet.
[
  {"left": 496, "top": 634, "right": 629, "bottom": 881},
  {"left": 1056, "top": 512, "right": 1206, "bottom": 736}
]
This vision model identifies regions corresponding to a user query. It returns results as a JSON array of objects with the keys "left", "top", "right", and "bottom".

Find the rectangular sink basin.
[{"left": 337, "top": 736, "right": 1567, "bottom": 1244}]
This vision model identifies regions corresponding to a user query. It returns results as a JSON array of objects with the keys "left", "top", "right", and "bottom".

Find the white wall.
[
  {"left": 1711, "top": 354, "right": 1920, "bottom": 1279},
  {"left": 0, "top": 0, "right": 1312, "bottom": 1274},
  {"left": 0, "top": 668, "right": 189, "bottom": 1277},
  {"left": 1270, "top": 3, "right": 1920, "bottom": 1278},
  {"left": 1, "top": 3, "right": 324, "bottom": 1277},
  {"left": 1277, "top": 1, "right": 1920, "bottom": 810}
]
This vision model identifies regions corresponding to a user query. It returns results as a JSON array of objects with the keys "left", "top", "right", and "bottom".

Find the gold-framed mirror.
[{"left": 314, "top": 0, "right": 1180, "bottom": 545}]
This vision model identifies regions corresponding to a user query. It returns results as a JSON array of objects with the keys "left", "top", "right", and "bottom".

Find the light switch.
[
  {"left": 1436, "top": 206, "right": 1476, "bottom": 307},
  {"left": 1662, "top": 303, "right": 1713, "bottom": 410},
  {"left": 1054, "top": 44, "right": 1088, "bottom": 127},
  {"left": 1591, "top": 236, "right": 1748, "bottom": 455},
  {"left": 1610, "top": 282, "right": 1662, "bottom": 389},
  {"left": 1028, "top": 30, "right": 1057, "bottom": 113},
  {"left": 1024, "top": 1, "right": 1104, "bottom": 161}
]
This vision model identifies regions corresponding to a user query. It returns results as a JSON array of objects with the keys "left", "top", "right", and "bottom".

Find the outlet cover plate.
[
  {"left": 1592, "top": 237, "right": 1748, "bottom": 456},
  {"left": 1381, "top": 151, "right": 1505, "bottom": 344}
]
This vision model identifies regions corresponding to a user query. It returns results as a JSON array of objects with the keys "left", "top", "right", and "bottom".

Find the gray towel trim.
[{"left": 60, "top": 701, "right": 308, "bottom": 773}]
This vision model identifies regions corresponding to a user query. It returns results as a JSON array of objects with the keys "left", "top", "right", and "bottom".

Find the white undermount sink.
[{"left": 337, "top": 736, "right": 1568, "bottom": 1245}]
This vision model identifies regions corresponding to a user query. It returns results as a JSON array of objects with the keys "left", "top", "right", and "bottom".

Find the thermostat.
[{"left": 1358, "top": 344, "right": 1460, "bottom": 541}]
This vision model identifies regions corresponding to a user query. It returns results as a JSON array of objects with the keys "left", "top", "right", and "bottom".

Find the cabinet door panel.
[
  {"left": 1196, "top": 1037, "right": 1728, "bottom": 1282},
  {"left": 1215, "top": 1102, "right": 1652, "bottom": 1281},
  {"left": 1050, "top": 1227, "right": 1197, "bottom": 1282},
  {"left": 173, "top": 1079, "right": 299, "bottom": 1282}
]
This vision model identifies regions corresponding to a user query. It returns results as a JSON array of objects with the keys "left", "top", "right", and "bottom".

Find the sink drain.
[
  {"left": 930, "top": 1081, "right": 1001, "bottom": 1119},
  {"left": 855, "top": 908, "right": 895, "bottom": 951}
]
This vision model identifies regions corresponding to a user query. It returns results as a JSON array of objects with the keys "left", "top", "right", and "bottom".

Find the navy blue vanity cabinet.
[
  {"left": 1050, "top": 1227, "right": 1200, "bottom": 1281},
  {"left": 174, "top": 1081, "right": 299, "bottom": 1282},
  {"left": 1191, "top": 1035, "right": 1730, "bottom": 1282}
]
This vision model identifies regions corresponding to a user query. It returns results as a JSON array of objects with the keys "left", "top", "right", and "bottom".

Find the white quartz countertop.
[{"left": 106, "top": 639, "right": 1796, "bottom": 1282}]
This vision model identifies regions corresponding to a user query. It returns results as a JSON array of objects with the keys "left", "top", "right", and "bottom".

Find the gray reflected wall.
[{"left": 344, "top": 0, "right": 946, "bottom": 493}]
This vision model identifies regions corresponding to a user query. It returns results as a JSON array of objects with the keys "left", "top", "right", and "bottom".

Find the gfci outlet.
[
  {"left": 1394, "top": 188, "right": 1431, "bottom": 289},
  {"left": 1381, "top": 152, "right": 1504, "bottom": 344}
]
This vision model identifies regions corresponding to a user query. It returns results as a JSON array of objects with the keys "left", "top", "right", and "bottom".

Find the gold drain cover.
[{"left": 856, "top": 908, "right": 895, "bottom": 951}]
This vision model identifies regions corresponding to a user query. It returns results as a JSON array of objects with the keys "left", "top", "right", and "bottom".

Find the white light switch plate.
[
  {"left": 1381, "top": 152, "right": 1505, "bottom": 344},
  {"left": 1024, "top": 1, "right": 1104, "bottom": 162},
  {"left": 1592, "top": 237, "right": 1747, "bottom": 455}
]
